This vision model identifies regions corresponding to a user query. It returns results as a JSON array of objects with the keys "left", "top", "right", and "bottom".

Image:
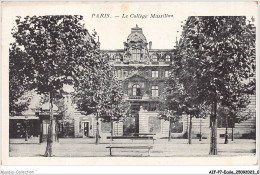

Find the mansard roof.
[{"left": 127, "top": 25, "right": 147, "bottom": 43}]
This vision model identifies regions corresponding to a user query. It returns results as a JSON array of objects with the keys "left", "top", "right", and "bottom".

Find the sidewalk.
[{"left": 9, "top": 138, "right": 256, "bottom": 157}]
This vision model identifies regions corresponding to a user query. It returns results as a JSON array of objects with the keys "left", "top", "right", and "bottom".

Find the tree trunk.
[
  {"left": 209, "top": 100, "right": 218, "bottom": 155},
  {"left": 188, "top": 114, "right": 192, "bottom": 144},
  {"left": 44, "top": 91, "right": 54, "bottom": 157},
  {"left": 95, "top": 112, "right": 100, "bottom": 145},
  {"left": 111, "top": 117, "right": 113, "bottom": 141},
  {"left": 186, "top": 115, "right": 189, "bottom": 139},
  {"left": 224, "top": 114, "right": 228, "bottom": 144},
  {"left": 231, "top": 118, "right": 234, "bottom": 141},
  {"left": 199, "top": 116, "right": 202, "bottom": 141},
  {"left": 168, "top": 118, "right": 172, "bottom": 141},
  {"left": 39, "top": 120, "right": 43, "bottom": 143},
  {"left": 25, "top": 120, "right": 28, "bottom": 141}
]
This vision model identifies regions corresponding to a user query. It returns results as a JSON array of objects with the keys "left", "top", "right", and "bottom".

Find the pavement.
[{"left": 9, "top": 138, "right": 256, "bottom": 157}]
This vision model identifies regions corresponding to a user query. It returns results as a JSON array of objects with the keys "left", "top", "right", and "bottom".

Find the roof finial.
[{"left": 136, "top": 24, "right": 138, "bottom": 28}]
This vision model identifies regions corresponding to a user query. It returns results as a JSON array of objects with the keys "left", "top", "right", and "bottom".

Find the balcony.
[{"left": 129, "top": 96, "right": 142, "bottom": 99}]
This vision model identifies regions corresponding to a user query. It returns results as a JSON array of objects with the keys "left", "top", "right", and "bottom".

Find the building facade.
[{"left": 102, "top": 25, "right": 179, "bottom": 136}]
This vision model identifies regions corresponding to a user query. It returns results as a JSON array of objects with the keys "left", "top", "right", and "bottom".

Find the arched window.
[
  {"left": 166, "top": 55, "right": 171, "bottom": 62},
  {"left": 152, "top": 55, "right": 158, "bottom": 62},
  {"left": 133, "top": 84, "right": 141, "bottom": 96}
]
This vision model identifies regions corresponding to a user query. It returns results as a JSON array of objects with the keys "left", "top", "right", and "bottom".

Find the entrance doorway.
[
  {"left": 123, "top": 105, "right": 140, "bottom": 135},
  {"left": 83, "top": 122, "right": 89, "bottom": 137}
]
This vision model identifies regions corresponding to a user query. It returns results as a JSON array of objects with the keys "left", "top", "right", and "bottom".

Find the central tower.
[{"left": 123, "top": 25, "right": 149, "bottom": 63}]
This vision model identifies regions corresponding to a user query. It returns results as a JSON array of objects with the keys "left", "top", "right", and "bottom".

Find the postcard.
[{"left": 1, "top": 1, "right": 258, "bottom": 166}]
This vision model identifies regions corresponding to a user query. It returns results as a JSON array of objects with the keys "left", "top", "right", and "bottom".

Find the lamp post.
[
  {"left": 223, "top": 80, "right": 231, "bottom": 144},
  {"left": 224, "top": 106, "right": 229, "bottom": 144}
]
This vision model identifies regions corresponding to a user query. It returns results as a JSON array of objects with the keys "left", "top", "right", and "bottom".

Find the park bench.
[
  {"left": 132, "top": 133, "right": 156, "bottom": 136},
  {"left": 106, "top": 145, "right": 153, "bottom": 156},
  {"left": 107, "top": 136, "right": 156, "bottom": 144}
]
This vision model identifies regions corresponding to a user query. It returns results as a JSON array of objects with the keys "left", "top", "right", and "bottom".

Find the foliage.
[
  {"left": 11, "top": 15, "right": 97, "bottom": 96},
  {"left": 173, "top": 16, "right": 255, "bottom": 152},
  {"left": 10, "top": 15, "right": 97, "bottom": 156},
  {"left": 175, "top": 16, "right": 255, "bottom": 119},
  {"left": 9, "top": 43, "right": 34, "bottom": 115},
  {"left": 73, "top": 53, "right": 131, "bottom": 122}
]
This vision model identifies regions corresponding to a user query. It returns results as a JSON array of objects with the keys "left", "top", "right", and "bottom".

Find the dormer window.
[
  {"left": 132, "top": 49, "right": 141, "bottom": 61},
  {"left": 115, "top": 55, "right": 121, "bottom": 62},
  {"left": 166, "top": 55, "right": 171, "bottom": 62},
  {"left": 152, "top": 55, "right": 158, "bottom": 62}
]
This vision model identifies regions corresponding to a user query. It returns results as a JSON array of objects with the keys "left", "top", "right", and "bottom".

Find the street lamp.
[
  {"left": 224, "top": 106, "right": 229, "bottom": 144},
  {"left": 221, "top": 92, "right": 229, "bottom": 145}
]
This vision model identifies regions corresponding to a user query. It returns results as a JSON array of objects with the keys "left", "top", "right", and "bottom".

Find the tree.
[
  {"left": 9, "top": 43, "right": 34, "bottom": 116},
  {"left": 103, "top": 80, "right": 131, "bottom": 140},
  {"left": 11, "top": 15, "right": 97, "bottom": 156},
  {"left": 158, "top": 75, "right": 184, "bottom": 141},
  {"left": 218, "top": 90, "right": 253, "bottom": 143},
  {"left": 166, "top": 50, "right": 209, "bottom": 144},
  {"left": 175, "top": 16, "right": 255, "bottom": 154},
  {"left": 73, "top": 52, "right": 130, "bottom": 144}
]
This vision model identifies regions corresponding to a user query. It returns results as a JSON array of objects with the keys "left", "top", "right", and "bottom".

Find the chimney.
[{"left": 149, "top": 41, "right": 152, "bottom": 50}]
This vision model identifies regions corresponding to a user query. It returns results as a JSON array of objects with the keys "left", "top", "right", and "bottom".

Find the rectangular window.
[
  {"left": 132, "top": 49, "right": 141, "bottom": 61},
  {"left": 152, "top": 86, "right": 159, "bottom": 97},
  {"left": 123, "top": 71, "right": 128, "bottom": 78},
  {"left": 115, "top": 55, "right": 120, "bottom": 62},
  {"left": 132, "top": 49, "right": 137, "bottom": 61},
  {"left": 118, "top": 70, "right": 122, "bottom": 78},
  {"left": 152, "top": 71, "right": 158, "bottom": 77},
  {"left": 136, "top": 50, "right": 140, "bottom": 60},
  {"left": 166, "top": 55, "right": 171, "bottom": 62},
  {"left": 152, "top": 55, "right": 158, "bottom": 62},
  {"left": 165, "top": 71, "right": 169, "bottom": 77}
]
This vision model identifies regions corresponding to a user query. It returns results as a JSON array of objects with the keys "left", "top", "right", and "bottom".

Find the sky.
[{"left": 3, "top": 2, "right": 257, "bottom": 51}]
